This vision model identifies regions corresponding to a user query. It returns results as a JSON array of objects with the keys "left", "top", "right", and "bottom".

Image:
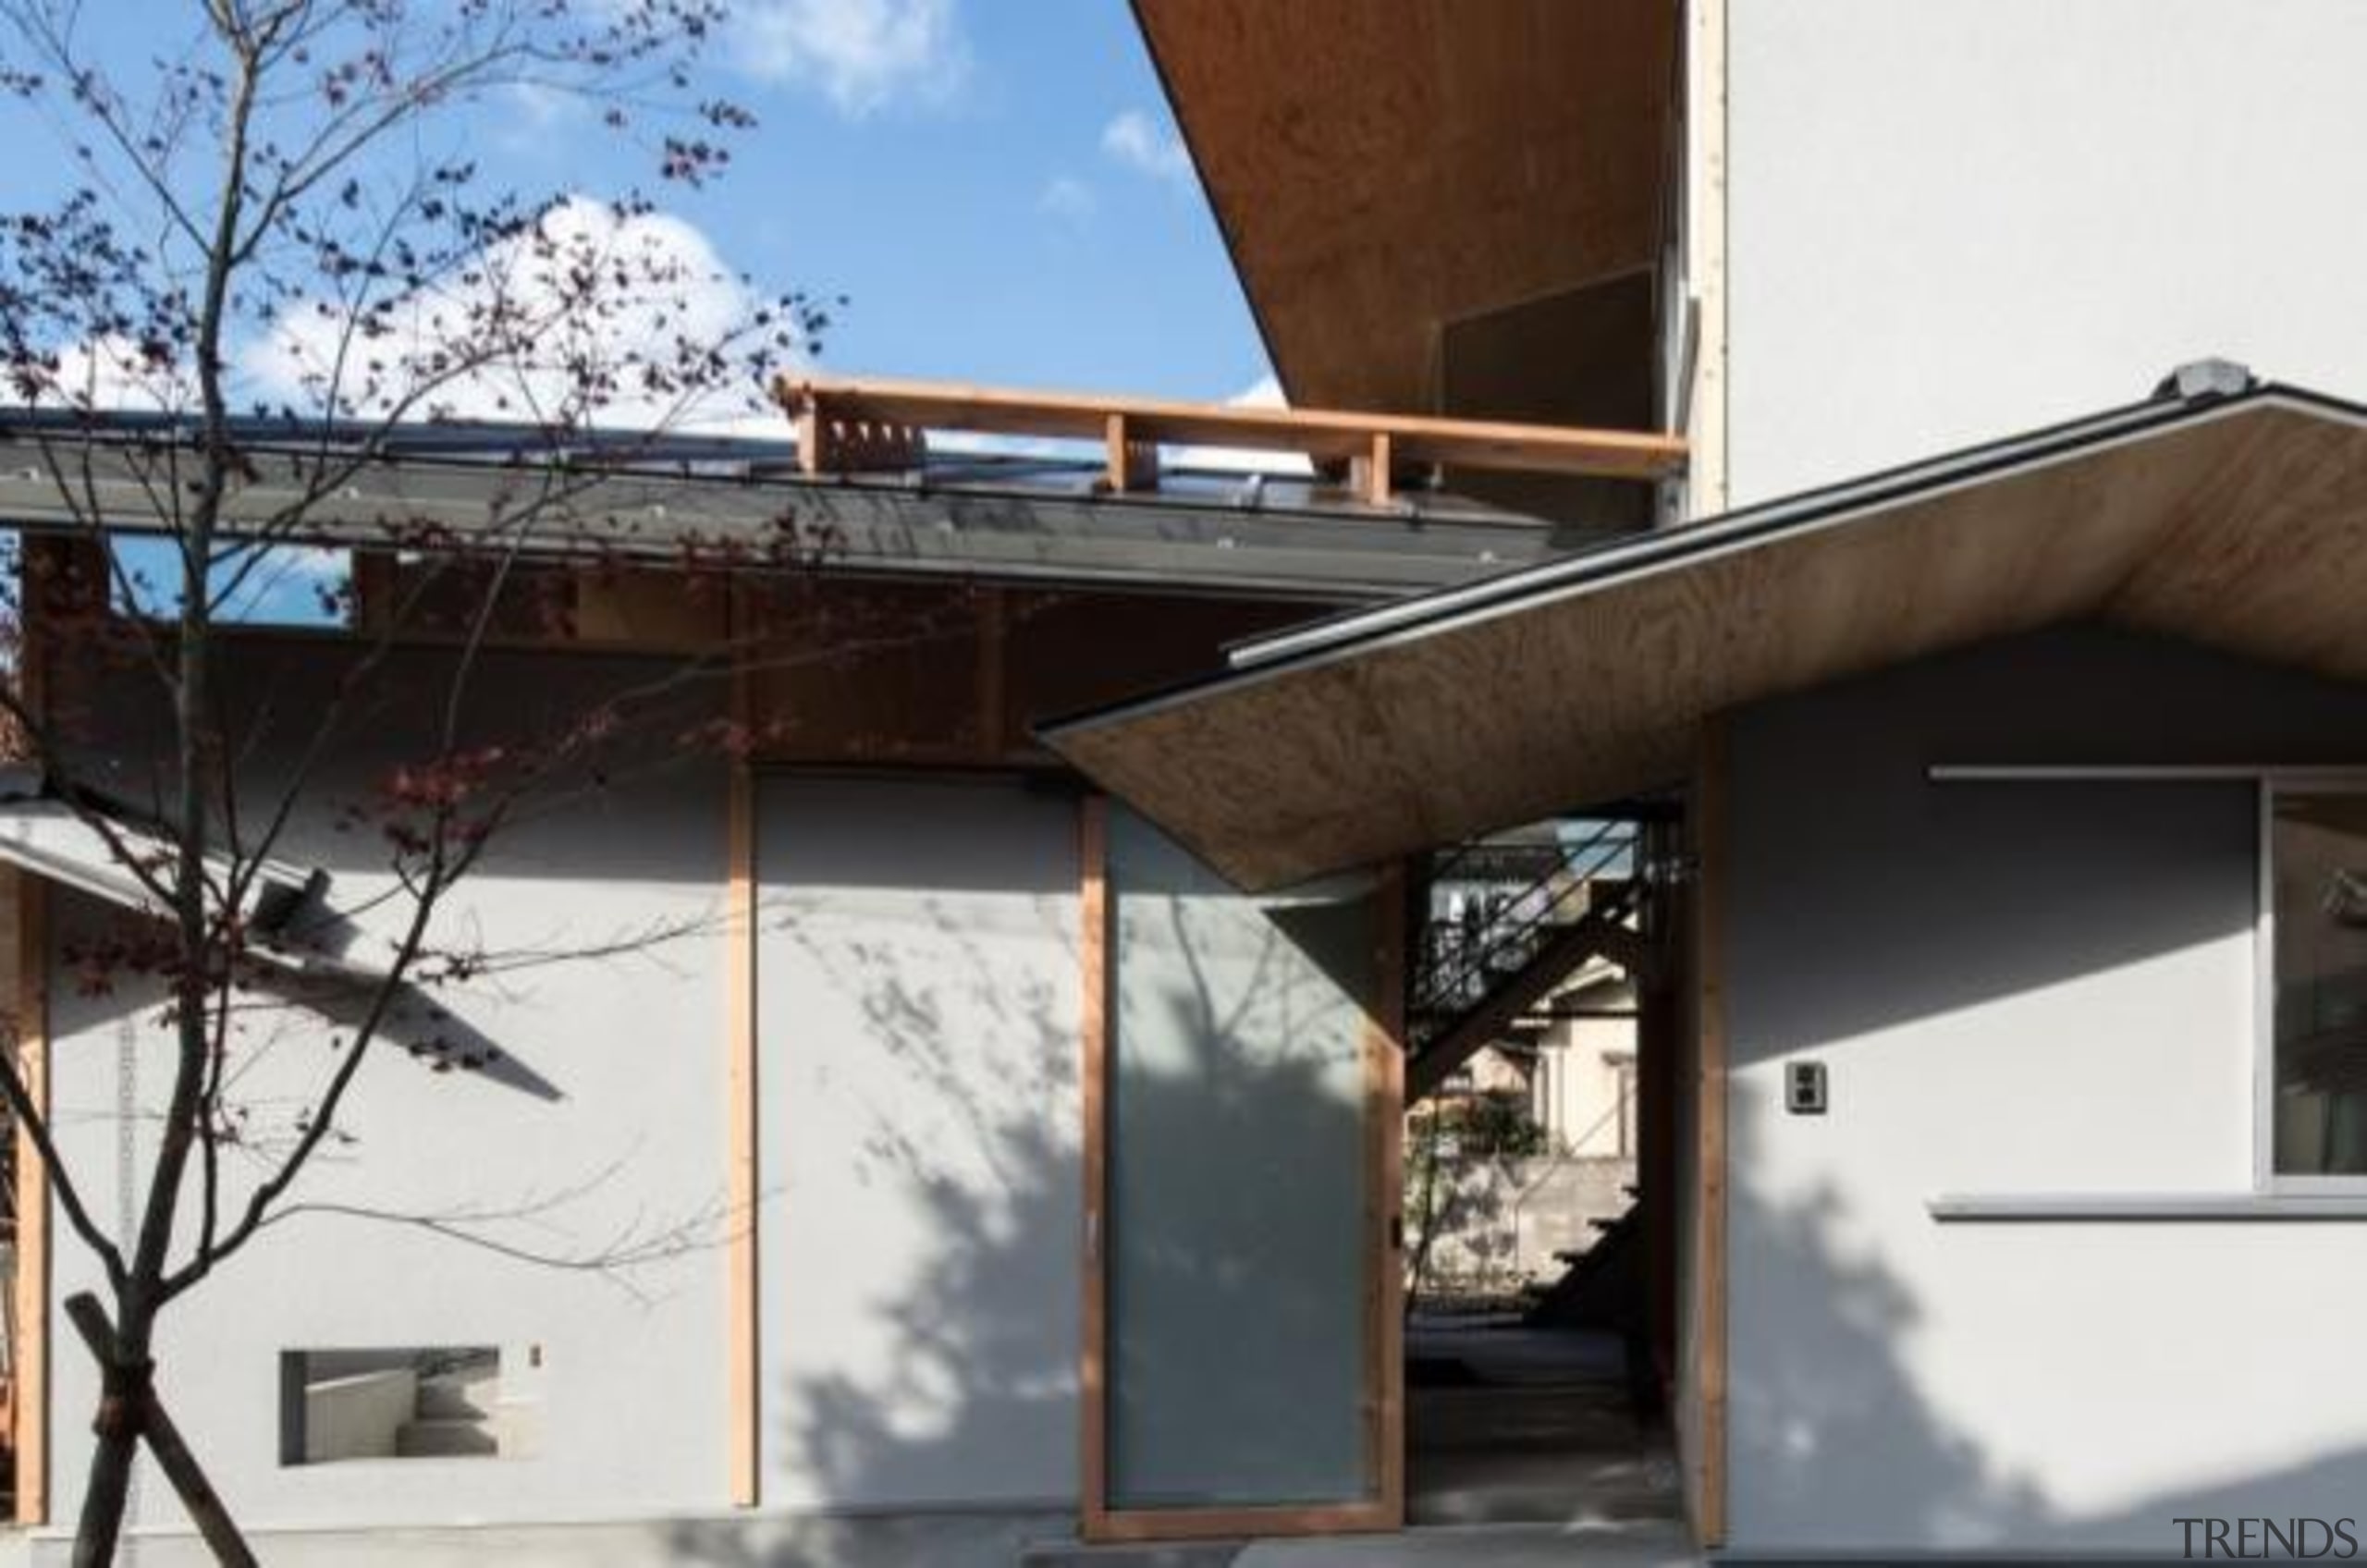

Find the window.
[
  {"left": 2268, "top": 790, "right": 2367, "bottom": 1178},
  {"left": 278, "top": 1346, "right": 528, "bottom": 1464}
]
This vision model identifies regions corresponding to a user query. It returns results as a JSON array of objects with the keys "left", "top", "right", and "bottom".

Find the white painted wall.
[
  {"left": 1537, "top": 984, "right": 1637, "bottom": 1159},
  {"left": 43, "top": 645, "right": 737, "bottom": 1532},
  {"left": 1725, "top": 0, "right": 2367, "bottom": 505},
  {"left": 38, "top": 655, "right": 1103, "bottom": 1547},
  {"left": 1723, "top": 627, "right": 2367, "bottom": 1556}
]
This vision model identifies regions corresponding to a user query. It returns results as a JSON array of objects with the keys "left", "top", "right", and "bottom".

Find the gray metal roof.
[{"left": 0, "top": 409, "right": 1612, "bottom": 601}]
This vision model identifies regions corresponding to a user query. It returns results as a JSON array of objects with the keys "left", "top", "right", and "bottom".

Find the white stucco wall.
[
  {"left": 1723, "top": 627, "right": 2367, "bottom": 1556},
  {"left": 43, "top": 646, "right": 736, "bottom": 1532},
  {"left": 1725, "top": 0, "right": 2367, "bottom": 505}
]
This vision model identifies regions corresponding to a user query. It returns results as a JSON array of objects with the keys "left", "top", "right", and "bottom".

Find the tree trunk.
[{"left": 70, "top": 1363, "right": 141, "bottom": 1568}]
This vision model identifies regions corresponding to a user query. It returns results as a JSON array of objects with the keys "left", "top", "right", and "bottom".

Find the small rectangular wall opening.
[{"left": 278, "top": 1346, "right": 521, "bottom": 1464}]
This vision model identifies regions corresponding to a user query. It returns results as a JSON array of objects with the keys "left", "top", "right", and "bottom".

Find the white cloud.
[
  {"left": 495, "top": 80, "right": 585, "bottom": 153},
  {"left": 1166, "top": 374, "right": 1311, "bottom": 475},
  {"left": 733, "top": 0, "right": 969, "bottom": 116},
  {"left": 30, "top": 334, "right": 197, "bottom": 414},
  {"left": 1229, "top": 373, "right": 1286, "bottom": 410},
  {"left": 1037, "top": 176, "right": 1096, "bottom": 225},
  {"left": 1100, "top": 109, "right": 1195, "bottom": 188},
  {"left": 246, "top": 196, "right": 791, "bottom": 431}
]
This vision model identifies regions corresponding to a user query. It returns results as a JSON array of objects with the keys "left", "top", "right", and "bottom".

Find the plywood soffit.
[
  {"left": 1134, "top": 0, "right": 1678, "bottom": 412},
  {"left": 1045, "top": 394, "right": 2367, "bottom": 890}
]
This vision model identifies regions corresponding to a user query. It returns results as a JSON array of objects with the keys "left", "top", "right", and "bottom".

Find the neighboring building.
[{"left": 7, "top": 4, "right": 2367, "bottom": 1564}]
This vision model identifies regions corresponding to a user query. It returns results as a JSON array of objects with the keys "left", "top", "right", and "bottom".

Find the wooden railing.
[{"left": 777, "top": 374, "right": 1688, "bottom": 507}]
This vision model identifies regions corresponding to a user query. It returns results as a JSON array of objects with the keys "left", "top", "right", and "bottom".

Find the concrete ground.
[
  {"left": 1239, "top": 1521, "right": 1699, "bottom": 1567},
  {"left": 1023, "top": 1320, "right": 1700, "bottom": 1568},
  {"left": 1405, "top": 1317, "right": 1683, "bottom": 1530},
  {"left": 1024, "top": 1520, "right": 1699, "bottom": 1568}
]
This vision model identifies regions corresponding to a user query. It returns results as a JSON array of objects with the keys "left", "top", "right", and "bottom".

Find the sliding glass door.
[{"left": 1083, "top": 802, "right": 1403, "bottom": 1539}]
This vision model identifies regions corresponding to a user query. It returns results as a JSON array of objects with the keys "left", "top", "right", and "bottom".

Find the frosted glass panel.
[
  {"left": 756, "top": 776, "right": 1084, "bottom": 1507},
  {"left": 1105, "top": 807, "right": 1378, "bottom": 1511}
]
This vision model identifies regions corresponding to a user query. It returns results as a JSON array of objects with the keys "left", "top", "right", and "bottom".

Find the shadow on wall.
[
  {"left": 1726, "top": 627, "right": 2367, "bottom": 1052},
  {"left": 1710, "top": 628, "right": 2367, "bottom": 1555},
  {"left": 784, "top": 886, "right": 1081, "bottom": 1512},
  {"left": 667, "top": 790, "right": 1374, "bottom": 1562},
  {"left": 1723, "top": 1080, "right": 2367, "bottom": 1561},
  {"left": 1722, "top": 1081, "right": 2045, "bottom": 1547}
]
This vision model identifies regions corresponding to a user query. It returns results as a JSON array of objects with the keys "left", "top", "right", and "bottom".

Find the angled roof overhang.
[
  {"left": 1045, "top": 384, "right": 2367, "bottom": 889},
  {"left": 1134, "top": 0, "right": 1676, "bottom": 413},
  {"left": 0, "top": 792, "right": 389, "bottom": 980}
]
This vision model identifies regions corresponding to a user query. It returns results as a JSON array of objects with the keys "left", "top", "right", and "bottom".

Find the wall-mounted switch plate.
[{"left": 1787, "top": 1059, "right": 1828, "bottom": 1115}]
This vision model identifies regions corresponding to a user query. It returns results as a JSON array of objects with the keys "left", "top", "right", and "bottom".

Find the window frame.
[{"left": 2255, "top": 777, "right": 2367, "bottom": 1194}]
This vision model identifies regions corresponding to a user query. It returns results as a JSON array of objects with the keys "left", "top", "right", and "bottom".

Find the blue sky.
[
  {"left": 4, "top": 1, "right": 1275, "bottom": 619},
  {"left": 0, "top": 0, "right": 1274, "bottom": 407},
  {"left": 661, "top": 0, "right": 1273, "bottom": 400}
]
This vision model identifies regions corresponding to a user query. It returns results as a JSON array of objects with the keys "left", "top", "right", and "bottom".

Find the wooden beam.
[
  {"left": 725, "top": 659, "right": 759, "bottom": 1508},
  {"left": 777, "top": 374, "right": 1686, "bottom": 485},
  {"left": 1693, "top": 719, "right": 1729, "bottom": 1550},
  {"left": 1077, "top": 796, "right": 1110, "bottom": 1539},
  {"left": 1085, "top": 1500, "right": 1400, "bottom": 1544}
]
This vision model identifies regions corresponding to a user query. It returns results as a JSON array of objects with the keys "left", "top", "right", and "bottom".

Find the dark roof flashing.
[{"left": 2154, "top": 357, "right": 2258, "bottom": 402}]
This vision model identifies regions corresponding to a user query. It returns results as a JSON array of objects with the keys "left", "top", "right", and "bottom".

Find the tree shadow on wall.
[
  {"left": 661, "top": 807, "right": 2367, "bottom": 1567},
  {"left": 1720, "top": 1077, "right": 2367, "bottom": 1561},
  {"left": 662, "top": 843, "right": 1374, "bottom": 1565}
]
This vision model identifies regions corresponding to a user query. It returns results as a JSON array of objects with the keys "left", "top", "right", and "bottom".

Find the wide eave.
[
  {"left": 1044, "top": 386, "right": 2367, "bottom": 888},
  {"left": 1134, "top": 0, "right": 1677, "bottom": 414}
]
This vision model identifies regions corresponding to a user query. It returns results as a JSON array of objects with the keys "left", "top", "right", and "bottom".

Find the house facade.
[{"left": 7, "top": 3, "right": 2367, "bottom": 1564}]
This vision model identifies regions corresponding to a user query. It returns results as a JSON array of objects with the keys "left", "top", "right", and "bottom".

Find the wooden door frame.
[
  {"left": 1077, "top": 797, "right": 1405, "bottom": 1542},
  {"left": 1693, "top": 722, "right": 1731, "bottom": 1548}
]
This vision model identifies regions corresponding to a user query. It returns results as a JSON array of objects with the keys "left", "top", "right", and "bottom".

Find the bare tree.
[{"left": 0, "top": 4, "right": 829, "bottom": 1559}]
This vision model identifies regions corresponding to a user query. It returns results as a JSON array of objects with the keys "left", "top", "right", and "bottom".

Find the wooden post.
[
  {"left": 1101, "top": 413, "right": 1157, "bottom": 494},
  {"left": 8, "top": 866, "right": 45, "bottom": 1528},
  {"left": 350, "top": 551, "right": 398, "bottom": 635},
  {"left": 1686, "top": 0, "right": 1730, "bottom": 521},
  {"left": 1076, "top": 796, "right": 1110, "bottom": 1537},
  {"left": 975, "top": 587, "right": 1009, "bottom": 760},
  {"left": 1355, "top": 431, "right": 1395, "bottom": 508},
  {"left": 793, "top": 389, "right": 827, "bottom": 478},
  {"left": 1363, "top": 861, "right": 1407, "bottom": 1525},
  {"left": 5, "top": 534, "right": 89, "bottom": 1530},
  {"left": 725, "top": 660, "right": 760, "bottom": 1507},
  {"left": 1694, "top": 722, "right": 1730, "bottom": 1547},
  {"left": 62, "top": 1293, "right": 255, "bottom": 1568}
]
